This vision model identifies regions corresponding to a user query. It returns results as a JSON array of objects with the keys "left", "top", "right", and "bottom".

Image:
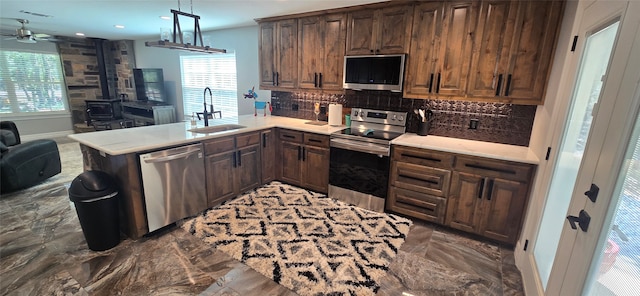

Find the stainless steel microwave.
[{"left": 343, "top": 54, "right": 406, "bottom": 92}]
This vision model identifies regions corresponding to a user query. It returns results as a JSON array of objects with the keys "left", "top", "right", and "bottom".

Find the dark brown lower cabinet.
[
  {"left": 204, "top": 132, "right": 261, "bottom": 207},
  {"left": 388, "top": 145, "right": 535, "bottom": 245},
  {"left": 278, "top": 129, "right": 329, "bottom": 193}
]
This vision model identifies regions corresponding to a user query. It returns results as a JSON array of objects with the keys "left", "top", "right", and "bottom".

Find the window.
[
  {"left": 0, "top": 50, "right": 67, "bottom": 114},
  {"left": 180, "top": 53, "right": 238, "bottom": 119}
]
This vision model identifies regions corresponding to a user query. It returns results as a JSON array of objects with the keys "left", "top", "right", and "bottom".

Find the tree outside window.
[{"left": 0, "top": 50, "right": 67, "bottom": 114}]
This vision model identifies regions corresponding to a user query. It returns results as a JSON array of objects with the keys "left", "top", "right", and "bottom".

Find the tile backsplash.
[{"left": 270, "top": 90, "right": 535, "bottom": 146}]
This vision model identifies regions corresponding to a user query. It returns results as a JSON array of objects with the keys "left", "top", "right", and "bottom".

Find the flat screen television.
[{"left": 133, "top": 68, "right": 167, "bottom": 103}]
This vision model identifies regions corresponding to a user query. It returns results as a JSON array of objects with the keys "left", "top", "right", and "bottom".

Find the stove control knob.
[
  {"left": 399, "top": 115, "right": 404, "bottom": 121},
  {"left": 392, "top": 114, "right": 397, "bottom": 121}
]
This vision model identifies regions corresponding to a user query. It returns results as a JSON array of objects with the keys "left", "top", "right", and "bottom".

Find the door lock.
[
  {"left": 585, "top": 183, "right": 599, "bottom": 203},
  {"left": 567, "top": 210, "right": 591, "bottom": 232}
]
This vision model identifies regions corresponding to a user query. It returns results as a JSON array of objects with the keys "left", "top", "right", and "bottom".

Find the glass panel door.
[
  {"left": 533, "top": 19, "right": 620, "bottom": 289},
  {"left": 586, "top": 115, "right": 640, "bottom": 295}
]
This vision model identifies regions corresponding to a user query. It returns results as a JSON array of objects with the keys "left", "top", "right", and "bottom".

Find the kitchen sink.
[{"left": 188, "top": 124, "right": 246, "bottom": 134}]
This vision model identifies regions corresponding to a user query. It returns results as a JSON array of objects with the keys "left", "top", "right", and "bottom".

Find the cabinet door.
[
  {"left": 237, "top": 145, "right": 261, "bottom": 194},
  {"left": 346, "top": 9, "right": 377, "bottom": 55},
  {"left": 436, "top": 1, "right": 479, "bottom": 97},
  {"left": 280, "top": 141, "right": 302, "bottom": 186},
  {"left": 298, "top": 16, "right": 322, "bottom": 89},
  {"left": 503, "top": 1, "right": 563, "bottom": 103},
  {"left": 320, "top": 13, "right": 347, "bottom": 90},
  {"left": 259, "top": 22, "right": 277, "bottom": 88},
  {"left": 467, "top": 0, "right": 518, "bottom": 98},
  {"left": 205, "top": 151, "right": 236, "bottom": 207},
  {"left": 404, "top": 2, "right": 442, "bottom": 98},
  {"left": 445, "top": 171, "right": 485, "bottom": 233},
  {"left": 478, "top": 178, "right": 529, "bottom": 244},
  {"left": 376, "top": 5, "right": 413, "bottom": 54},
  {"left": 276, "top": 19, "right": 298, "bottom": 88},
  {"left": 260, "top": 129, "right": 276, "bottom": 184},
  {"left": 302, "top": 145, "right": 329, "bottom": 193}
]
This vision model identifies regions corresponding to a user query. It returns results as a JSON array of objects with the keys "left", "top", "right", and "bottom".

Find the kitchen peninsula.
[{"left": 69, "top": 115, "right": 538, "bottom": 243}]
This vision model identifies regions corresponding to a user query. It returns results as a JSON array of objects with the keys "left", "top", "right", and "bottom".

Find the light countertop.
[
  {"left": 68, "top": 115, "right": 347, "bottom": 155},
  {"left": 70, "top": 115, "right": 539, "bottom": 164},
  {"left": 392, "top": 134, "right": 539, "bottom": 165}
]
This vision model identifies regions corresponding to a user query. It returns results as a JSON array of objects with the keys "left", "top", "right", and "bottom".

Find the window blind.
[
  {"left": 180, "top": 53, "right": 238, "bottom": 119},
  {"left": 0, "top": 50, "right": 67, "bottom": 114}
]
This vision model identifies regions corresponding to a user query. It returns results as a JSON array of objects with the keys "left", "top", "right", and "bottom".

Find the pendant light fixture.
[{"left": 145, "top": 0, "right": 226, "bottom": 54}]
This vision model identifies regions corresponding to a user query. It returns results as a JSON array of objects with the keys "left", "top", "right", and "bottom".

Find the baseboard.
[{"left": 21, "top": 130, "right": 74, "bottom": 142}]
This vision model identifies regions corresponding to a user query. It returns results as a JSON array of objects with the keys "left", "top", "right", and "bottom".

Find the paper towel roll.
[{"left": 328, "top": 103, "right": 343, "bottom": 126}]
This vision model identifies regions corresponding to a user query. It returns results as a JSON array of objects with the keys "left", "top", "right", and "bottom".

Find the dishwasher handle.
[{"left": 143, "top": 149, "right": 202, "bottom": 163}]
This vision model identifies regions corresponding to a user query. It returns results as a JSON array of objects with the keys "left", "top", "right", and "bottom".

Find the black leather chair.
[{"left": 0, "top": 121, "right": 62, "bottom": 194}]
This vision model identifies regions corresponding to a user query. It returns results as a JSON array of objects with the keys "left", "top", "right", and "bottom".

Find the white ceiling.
[{"left": 0, "top": 0, "right": 387, "bottom": 41}]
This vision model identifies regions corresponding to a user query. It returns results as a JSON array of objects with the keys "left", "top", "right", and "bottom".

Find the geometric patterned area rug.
[{"left": 181, "top": 181, "right": 412, "bottom": 296}]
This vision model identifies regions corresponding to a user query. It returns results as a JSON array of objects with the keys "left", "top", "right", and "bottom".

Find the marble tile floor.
[{"left": 0, "top": 140, "right": 524, "bottom": 295}]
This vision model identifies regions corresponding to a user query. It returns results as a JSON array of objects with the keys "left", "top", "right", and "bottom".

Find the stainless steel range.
[{"left": 329, "top": 108, "right": 407, "bottom": 212}]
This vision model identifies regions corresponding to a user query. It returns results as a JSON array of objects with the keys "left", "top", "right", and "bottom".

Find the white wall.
[
  {"left": 0, "top": 39, "right": 73, "bottom": 138},
  {"left": 133, "top": 25, "right": 270, "bottom": 120}
]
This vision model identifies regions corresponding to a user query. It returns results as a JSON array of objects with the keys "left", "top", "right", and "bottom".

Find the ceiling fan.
[{"left": 1, "top": 19, "right": 60, "bottom": 43}]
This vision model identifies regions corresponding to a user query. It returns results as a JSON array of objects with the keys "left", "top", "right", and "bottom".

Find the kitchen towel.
[{"left": 328, "top": 103, "right": 343, "bottom": 126}]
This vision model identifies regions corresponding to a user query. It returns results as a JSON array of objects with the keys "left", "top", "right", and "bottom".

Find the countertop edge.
[{"left": 392, "top": 134, "right": 540, "bottom": 165}]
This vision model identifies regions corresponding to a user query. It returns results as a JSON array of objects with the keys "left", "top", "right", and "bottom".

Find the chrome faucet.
[{"left": 203, "top": 87, "right": 213, "bottom": 126}]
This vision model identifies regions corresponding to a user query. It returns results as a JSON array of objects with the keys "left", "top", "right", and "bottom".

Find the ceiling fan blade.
[{"left": 33, "top": 33, "right": 51, "bottom": 38}]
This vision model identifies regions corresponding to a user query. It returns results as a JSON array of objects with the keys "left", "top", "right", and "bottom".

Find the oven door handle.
[{"left": 330, "top": 138, "right": 389, "bottom": 156}]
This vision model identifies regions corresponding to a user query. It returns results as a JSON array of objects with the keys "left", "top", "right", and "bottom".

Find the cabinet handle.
[
  {"left": 283, "top": 134, "right": 295, "bottom": 139},
  {"left": 232, "top": 151, "right": 237, "bottom": 168},
  {"left": 318, "top": 73, "right": 322, "bottom": 88},
  {"left": 495, "top": 74, "right": 503, "bottom": 96},
  {"left": 262, "top": 133, "right": 267, "bottom": 148},
  {"left": 505, "top": 74, "right": 512, "bottom": 96},
  {"left": 308, "top": 138, "right": 322, "bottom": 143},
  {"left": 436, "top": 73, "right": 441, "bottom": 93},
  {"left": 302, "top": 147, "right": 306, "bottom": 161},
  {"left": 478, "top": 178, "right": 485, "bottom": 199},
  {"left": 370, "top": 49, "right": 374, "bottom": 53},
  {"left": 314, "top": 73, "right": 318, "bottom": 87},
  {"left": 399, "top": 174, "right": 439, "bottom": 185},
  {"left": 376, "top": 49, "right": 380, "bottom": 54},
  {"left": 402, "top": 153, "right": 441, "bottom": 163},
  {"left": 237, "top": 150, "right": 242, "bottom": 166},
  {"left": 428, "top": 73, "right": 434, "bottom": 93},
  {"left": 486, "top": 179, "right": 494, "bottom": 201},
  {"left": 464, "top": 163, "right": 517, "bottom": 175},
  {"left": 298, "top": 146, "right": 302, "bottom": 160},
  {"left": 272, "top": 72, "right": 276, "bottom": 86},
  {"left": 276, "top": 72, "right": 279, "bottom": 86}
]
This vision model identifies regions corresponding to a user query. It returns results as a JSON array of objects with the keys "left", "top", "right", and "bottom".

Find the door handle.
[
  {"left": 585, "top": 183, "right": 599, "bottom": 203},
  {"left": 318, "top": 73, "right": 322, "bottom": 88},
  {"left": 232, "top": 151, "right": 237, "bottom": 168},
  {"left": 314, "top": 72, "right": 318, "bottom": 87},
  {"left": 272, "top": 72, "right": 276, "bottom": 86},
  {"left": 436, "top": 73, "right": 441, "bottom": 93},
  {"left": 302, "top": 147, "right": 306, "bottom": 161},
  {"left": 504, "top": 74, "right": 512, "bottom": 96},
  {"left": 262, "top": 133, "right": 267, "bottom": 148},
  {"left": 495, "top": 74, "right": 503, "bottom": 96},
  {"left": 478, "top": 178, "right": 485, "bottom": 199},
  {"left": 237, "top": 150, "right": 241, "bottom": 166},
  {"left": 567, "top": 210, "right": 591, "bottom": 232},
  {"left": 486, "top": 179, "right": 494, "bottom": 201},
  {"left": 297, "top": 146, "right": 302, "bottom": 160},
  {"left": 428, "top": 73, "right": 434, "bottom": 93}
]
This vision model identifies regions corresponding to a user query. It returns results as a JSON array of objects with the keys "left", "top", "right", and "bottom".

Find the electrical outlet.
[
  {"left": 292, "top": 103, "right": 299, "bottom": 111},
  {"left": 469, "top": 119, "right": 479, "bottom": 130}
]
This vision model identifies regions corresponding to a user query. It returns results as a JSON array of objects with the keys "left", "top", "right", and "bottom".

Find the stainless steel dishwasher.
[{"left": 139, "top": 143, "right": 207, "bottom": 232}]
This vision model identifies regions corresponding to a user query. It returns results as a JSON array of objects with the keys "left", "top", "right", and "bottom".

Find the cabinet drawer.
[
  {"left": 279, "top": 129, "right": 303, "bottom": 143},
  {"left": 304, "top": 133, "right": 329, "bottom": 148},
  {"left": 454, "top": 156, "right": 533, "bottom": 182},
  {"left": 387, "top": 187, "right": 447, "bottom": 224},
  {"left": 236, "top": 132, "right": 260, "bottom": 148},
  {"left": 203, "top": 136, "right": 235, "bottom": 155},
  {"left": 391, "top": 162, "right": 451, "bottom": 197},
  {"left": 392, "top": 146, "right": 454, "bottom": 169}
]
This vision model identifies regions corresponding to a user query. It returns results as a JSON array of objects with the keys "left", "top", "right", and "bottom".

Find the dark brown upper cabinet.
[
  {"left": 259, "top": 19, "right": 298, "bottom": 89},
  {"left": 298, "top": 14, "right": 346, "bottom": 90},
  {"left": 345, "top": 5, "right": 413, "bottom": 55}
]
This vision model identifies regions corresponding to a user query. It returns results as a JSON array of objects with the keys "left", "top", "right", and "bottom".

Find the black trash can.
[{"left": 69, "top": 170, "right": 120, "bottom": 251}]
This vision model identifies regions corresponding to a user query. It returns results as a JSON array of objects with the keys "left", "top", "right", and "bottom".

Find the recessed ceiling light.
[
  {"left": 160, "top": 16, "right": 171, "bottom": 20},
  {"left": 75, "top": 32, "right": 85, "bottom": 36},
  {"left": 114, "top": 25, "right": 125, "bottom": 29}
]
